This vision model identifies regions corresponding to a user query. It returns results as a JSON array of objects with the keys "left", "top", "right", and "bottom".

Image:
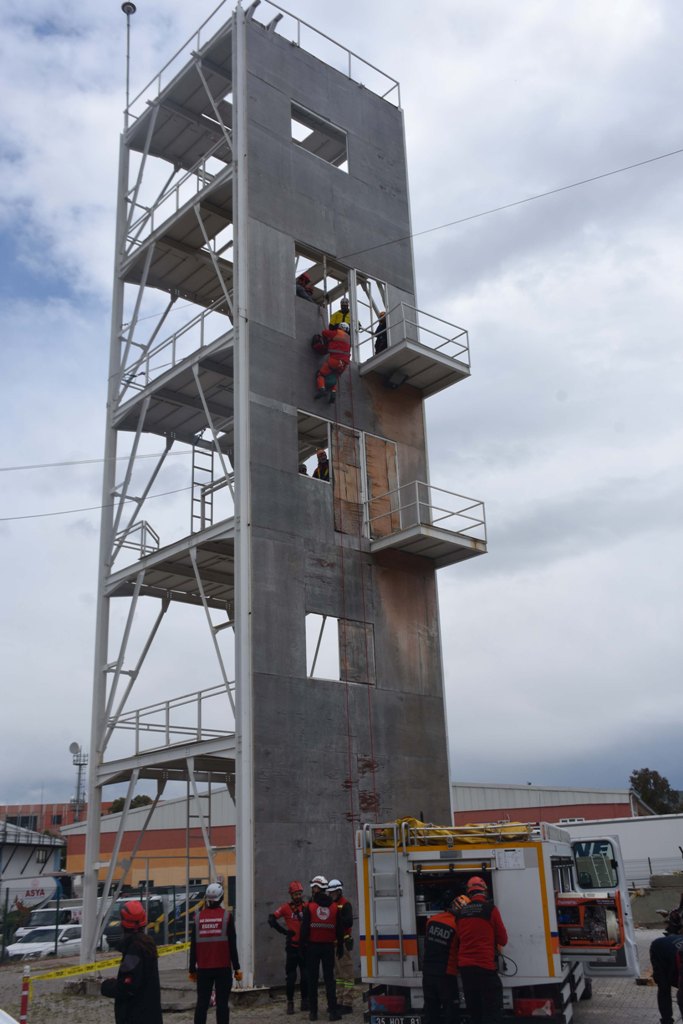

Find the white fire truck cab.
[{"left": 355, "top": 819, "right": 639, "bottom": 1023}]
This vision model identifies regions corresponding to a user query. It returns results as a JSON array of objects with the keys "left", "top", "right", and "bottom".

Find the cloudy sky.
[{"left": 1, "top": 0, "right": 682, "bottom": 807}]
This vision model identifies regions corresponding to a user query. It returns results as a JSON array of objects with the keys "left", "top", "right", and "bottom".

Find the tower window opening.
[{"left": 291, "top": 103, "right": 348, "bottom": 172}]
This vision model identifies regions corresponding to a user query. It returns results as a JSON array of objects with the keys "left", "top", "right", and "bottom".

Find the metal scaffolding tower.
[{"left": 83, "top": 0, "right": 486, "bottom": 984}]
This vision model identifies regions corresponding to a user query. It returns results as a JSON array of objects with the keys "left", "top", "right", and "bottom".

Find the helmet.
[
  {"left": 339, "top": 323, "right": 350, "bottom": 333},
  {"left": 665, "top": 907, "right": 683, "bottom": 934},
  {"left": 316, "top": 449, "right": 327, "bottom": 459},
  {"left": 120, "top": 900, "right": 147, "bottom": 930},
  {"left": 298, "top": 272, "right": 311, "bottom": 284},
  {"left": 289, "top": 880, "right": 304, "bottom": 896},
  {"left": 451, "top": 894, "right": 470, "bottom": 912},
  {"left": 340, "top": 298, "right": 349, "bottom": 308},
  {"left": 466, "top": 876, "right": 488, "bottom": 895},
  {"left": 310, "top": 875, "right": 328, "bottom": 890},
  {"left": 378, "top": 310, "right": 386, "bottom": 317},
  {"left": 205, "top": 882, "right": 224, "bottom": 903},
  {"left": 326, "top": 878, "right": 343, "bottom": 894}
]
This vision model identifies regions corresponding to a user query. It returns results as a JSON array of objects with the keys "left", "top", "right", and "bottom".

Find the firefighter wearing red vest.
[
  {"left": 327, "top": 880, "right": 354, "bottom": 1014},
  {"left": 314, "top": 324, "right": 351, "bottom": 403},
  {"left": 189, "top": 883, "right": 242, "bottom": 1024},
  {"left": 300, "top": 875, "right": 343, "bottom": 1022},
  {"left": 421, "top": 898, "right": 462, "bottom": 1024},
  {"left": 268, "top": 880, "right": 309, "bottom": 1014},
  {"left": 454, "top": 877, "right": 507, "bottom": 1024}
]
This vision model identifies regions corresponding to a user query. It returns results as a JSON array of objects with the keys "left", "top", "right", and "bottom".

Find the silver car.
[{"left": 6, "top": 925, "right": 82, "bottom": 960}]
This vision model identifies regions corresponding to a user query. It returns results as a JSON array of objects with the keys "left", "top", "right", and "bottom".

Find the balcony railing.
[
  {"left": 112, "top": 684, "right": 234, "bottom": 754},
  {"left": 357, "top": 303, "right": 470, "bottom": 367},
  {"left": 367, "top": 481, "right": 486, "bottom": 545},
  {"left": 114, "top": 520, "right": 160, "bottom": 558}
]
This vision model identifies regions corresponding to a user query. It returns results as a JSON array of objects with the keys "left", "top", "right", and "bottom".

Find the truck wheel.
[{"left": 580, "top": 978, "right": 593, "bottom": 1000}]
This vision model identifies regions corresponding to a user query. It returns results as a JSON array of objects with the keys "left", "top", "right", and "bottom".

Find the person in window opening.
[
  {"left": 312, "top": 450, "right": 330, "bottom": 481},
  {"left": 373, "top": 311, "right": 387, "bottom": 354},
  {"left": 314, "top": 323, "right": 351, "bottom": 403},
  {"left": 299, "top": 463, "right": 308, "bottom": 475},
  {"left": 297, "top": 272, "right": 317, "bottom": 303},
  {"left": 328, "top": 298, "right": 351, "bottom": 329}
]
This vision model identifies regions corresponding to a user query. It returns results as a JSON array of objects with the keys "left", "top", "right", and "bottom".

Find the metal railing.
[
  {"left": 126, "top": 148, "right": 232, "bottom": 255},
  {"left": 114, "top": 520, "right": 160, "bottom": 558},
  {"left": 126, "top": 0, "right": 400, "bottom": 124},
  {"left": 111, "top": 685, "right": 234, "bottom": 753},
  {"left": 366, "top": 481, "right": 486, "bottom": 544},
  {"left": 357, "top": 302, "right": 470, "bottom": 367},
  {"left": 119, "top": 308, "right": 233, "bottom": 400}
]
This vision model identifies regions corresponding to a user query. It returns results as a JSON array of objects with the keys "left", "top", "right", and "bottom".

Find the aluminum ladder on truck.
[{"left": 365, "top": 824, "right": 408, "bottom": 979}]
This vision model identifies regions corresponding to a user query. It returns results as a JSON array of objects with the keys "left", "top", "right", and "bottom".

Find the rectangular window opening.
[
  {"left": 306, "top": 613, "right": 341, "bottom": 679},
  {"left": 291, "top": 103, "right": 348, "bottom": 172},
  {"left": 297, "top": 411, "right": 331, "bottom": 480}
]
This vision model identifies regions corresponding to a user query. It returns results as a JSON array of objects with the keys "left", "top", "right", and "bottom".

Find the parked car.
[
  {"left": 5, "top": 925, "right": 83, "bottom": 960},
  {"left": 14, "top": 906, "right": 82, "bottom": 940}
]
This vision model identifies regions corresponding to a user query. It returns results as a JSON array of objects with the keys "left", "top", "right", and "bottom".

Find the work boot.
[
  {"left": 329, "top": 1012, "right": 342, "bottom": 1022},
  {"left": 327, "top": 390, "right": 336, "bottom": 403},
  {"left": 301, "top": 1001, "right": 310, "bottom": 1012},
  {"left": 314, "top": 390, "right": 325, "bottom": 399},
  {"left": 338, "top": 1009, "right": 352, "bottom": 1016},
  {"left": 309, "top": 1013, "right": 318, "bottom": 1022},
  {"left": 287, "top": 1002, "right": 295, "bottom": 1015}
]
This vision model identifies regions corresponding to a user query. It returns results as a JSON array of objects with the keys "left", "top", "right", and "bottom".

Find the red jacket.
[
  {"left": 327, "top": 329, "right": 351, "bottom": 364},
  {"left": 191, "top": 907, "right": 240, "bottom": 972},
  {"left": 303, "top": 898, "right": 339, "bottom": 944},
  {"left": 455, "top": 896, "right": 507, "bottom": 971},
  {"left": 273, "top": 901, "right": 304, "bottom": 947}
]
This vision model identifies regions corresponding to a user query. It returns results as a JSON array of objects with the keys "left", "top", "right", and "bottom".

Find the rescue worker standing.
[
  {"left": 268, "top": 881, "right": 309, "bottom": 1014},
  {"left": 327, "top": 880, "right": 354, "bottom": 1014},
  {"left": 300, "top": 875, "right": 342, "bottom": 1022},
  {"left": 189, "top": 882, "right": 242, "bottom": 1024},
  {"left": 454, "top": 877, "right": 507, "bottom": 1024},
  {"left": 650, "top": 904, "right": 683, "bottom": 1024},
  {"left": 328, "top": 298, "right": 351, "bottom": 329},
  {"left": 421, "top": 898, "right": 461, "bottom": 1024},
  {"left": 312, "top": 449, "right": 330, "bottom": 481},
  {"left": 100, "top": 899, "right": 163, "bottom": 1024}
]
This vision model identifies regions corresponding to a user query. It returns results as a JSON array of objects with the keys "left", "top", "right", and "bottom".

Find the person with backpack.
[{"left": 454, "top": 877, "right": 507, "bottom": 1024}]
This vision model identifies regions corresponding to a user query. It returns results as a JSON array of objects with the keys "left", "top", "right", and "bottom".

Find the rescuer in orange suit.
[
  {"left": 300, "top": 875, "right": 342, "bottom": 1022},
  {"left": 189, "top": 882, "right": 242, "bottom": 1024},
  {"left": 454, "top": 877, "right": 507, "bottom": 1024},
  {"left": 314, "top": 323, "right": 351, "bottom": 403},
  {"left": 421, "top": 897, "right": 462, "bottom": 1024},
  {"left": 268, "top": 880, "right": 309, "bottom": 1014}
]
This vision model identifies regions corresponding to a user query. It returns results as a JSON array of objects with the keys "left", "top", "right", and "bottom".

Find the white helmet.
[
  {"left": 339, "top": 323, "right": 350, "bottom": 333},
  {"left": 205, "top": 882, "right": 224, "bottom": 903},
  {"left": 326, "top": 879, "right": 343, "bottom": 893},
  {"left": 310, "top": 874, "right": 328, "bottom": 890}
]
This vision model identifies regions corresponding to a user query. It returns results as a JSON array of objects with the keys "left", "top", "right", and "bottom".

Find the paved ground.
[{"left": 0, "top": 928, "right": 678, "bottom": 1023}]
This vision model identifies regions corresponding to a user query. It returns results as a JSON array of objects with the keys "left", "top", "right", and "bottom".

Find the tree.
[
  {"left": 106, "top": 795, "right": 153, "bottom": 815},
  {"left": 629, "top": 768, "right": 682, "bottom": 814}
]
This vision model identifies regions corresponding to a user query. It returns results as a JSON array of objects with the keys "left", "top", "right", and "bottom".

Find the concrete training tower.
[{"left": 83, "top": 1, "right": 486, "bottom": 983}]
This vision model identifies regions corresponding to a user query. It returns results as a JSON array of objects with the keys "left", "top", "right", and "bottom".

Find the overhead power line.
[
  {"left": 0, "top": 484, "right": 192, "bottom": 524},
  {"left": 0, "top": 450, "right": 190, "bottom": 474},
  {"left": 339, "top": 145, "right": 683, "bottom": 261}
]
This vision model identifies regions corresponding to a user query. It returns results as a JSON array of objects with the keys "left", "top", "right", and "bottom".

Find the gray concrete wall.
[{"left": 242, "top": 20, "right": 451, "bottom": 985}]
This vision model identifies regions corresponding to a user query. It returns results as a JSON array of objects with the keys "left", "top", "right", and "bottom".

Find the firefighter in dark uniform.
[
  {"left": 650, "top": 904, "right": 683, "bottom": 1024},
  {"left": 189, "top": 882, "right": 242, "bottom": 1024},
  {"left": 300, "top": 875, "right": 342, "bottom": 1022},
  {"left": 327, "top": 880, "right": 354, "bottom": 1014},
  {"left": 454, "top": 877, "right": 507, "bottom": 1024},
  {"left": 421, "top": 898, "right": 461, "bottom": 1024},
  {"left": 268, "top": 880, "right": 309, "bottom": 1014},
  {"left": 100, "top": 899, "right": 163, "bottom": 1024}
]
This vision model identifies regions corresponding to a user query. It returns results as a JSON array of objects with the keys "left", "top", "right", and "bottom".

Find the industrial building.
[
  {"left": 82, "top": 1, "right": 486, "bottom": 982},
  {"left": 451, "top": 782, "right": 655, "bottom": 825},
  {"left": 0, "top": 821, "right": 64, "bottom": 914}
]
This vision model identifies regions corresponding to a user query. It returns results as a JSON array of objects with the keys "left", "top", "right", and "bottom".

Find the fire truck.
[{"left": 355, "top": 819, "right": 639, "bottom": 1023}]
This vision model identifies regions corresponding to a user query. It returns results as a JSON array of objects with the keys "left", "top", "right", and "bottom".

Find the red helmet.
[
  {"left": 298, "top": 272, "right": 311, "bottom": 284},
  {"left": 289, "top": 880, "right": 304, "bottom": 896},
  {"left": 120, "top": 900, "right": 147, "bottom": 930},
  {"left": 466, "top": 876, "right": 488, "bottom": 895}
]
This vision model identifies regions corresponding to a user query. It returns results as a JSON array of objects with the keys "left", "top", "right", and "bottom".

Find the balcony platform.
[
  {"left": 370, "top": 522, "right": 486, "bottom": 568},
  {"left": 360, "top": 339, "right": 471, "bottom": 397}
]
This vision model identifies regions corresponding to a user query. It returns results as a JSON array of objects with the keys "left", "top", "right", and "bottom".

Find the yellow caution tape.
[{"left": 31, "top": 942, "right": 190, "bottom": 982}]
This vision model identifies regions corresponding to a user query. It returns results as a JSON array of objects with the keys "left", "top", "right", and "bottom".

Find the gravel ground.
[{"left": 0, "top": 928, "right": 675, "bottom": 1024}]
